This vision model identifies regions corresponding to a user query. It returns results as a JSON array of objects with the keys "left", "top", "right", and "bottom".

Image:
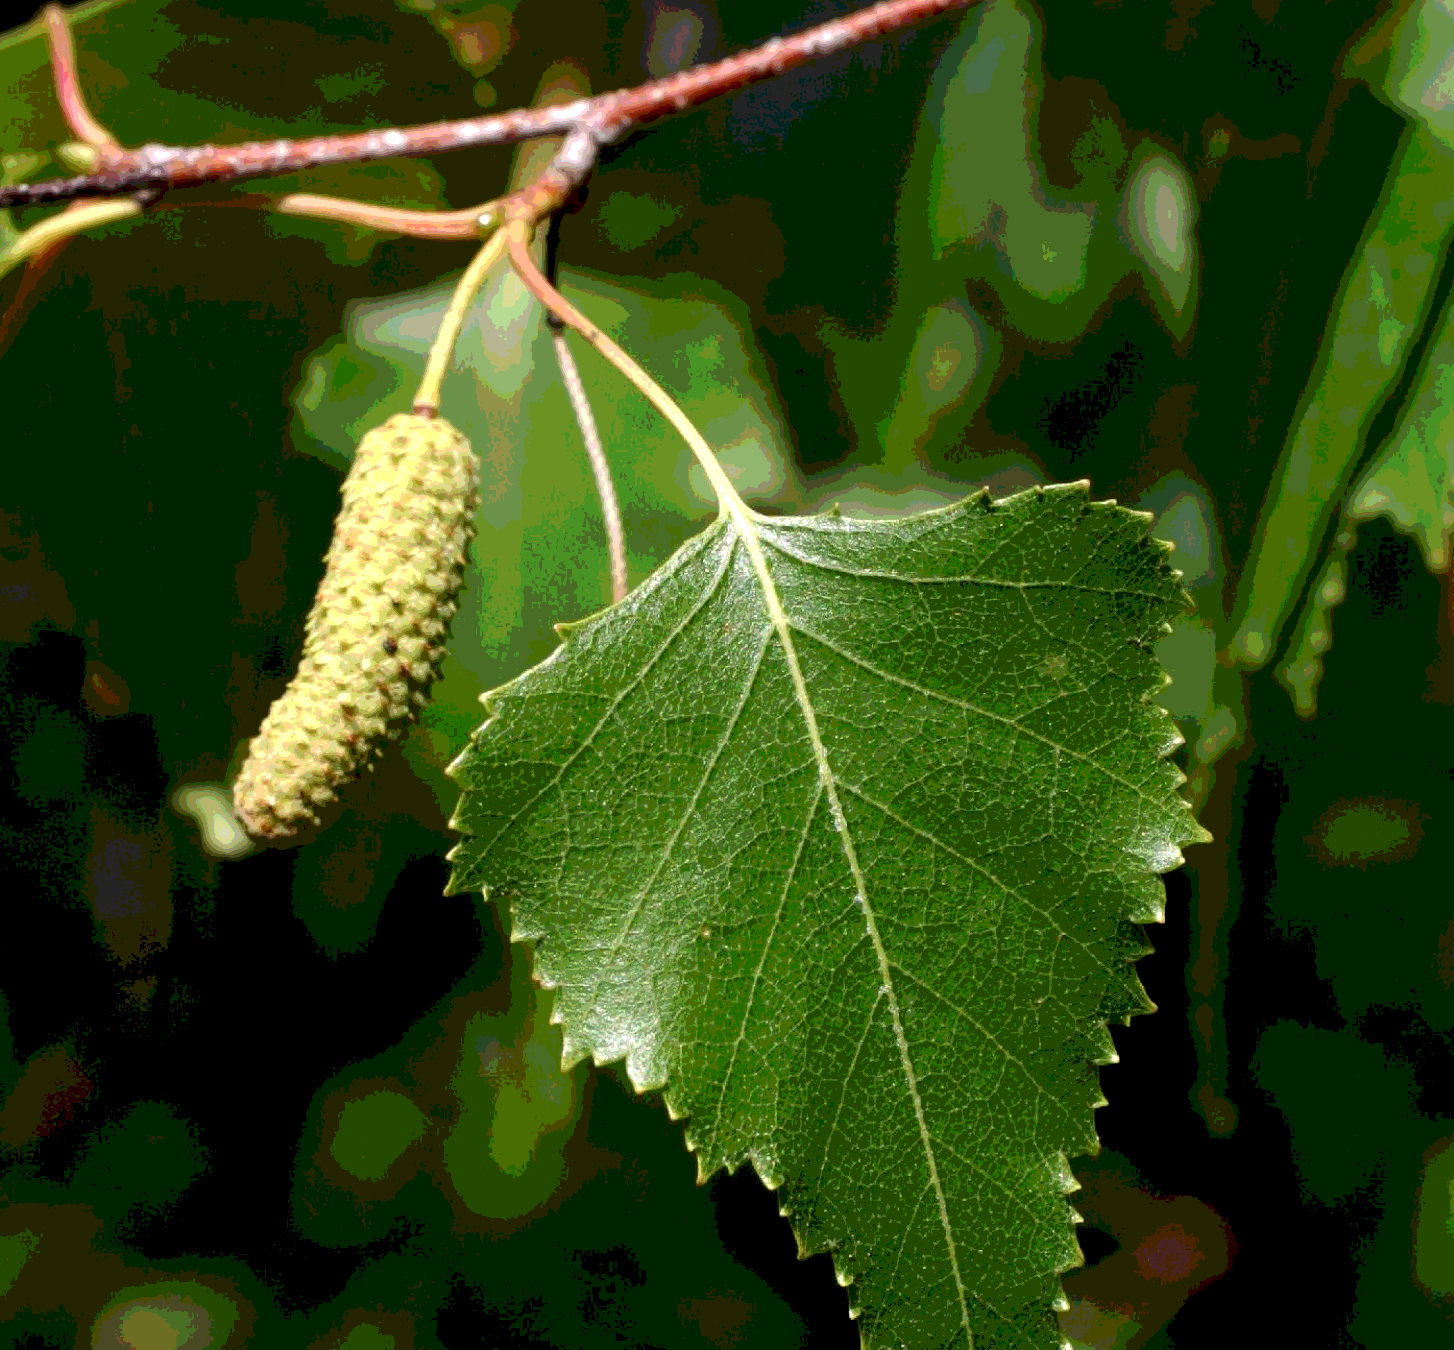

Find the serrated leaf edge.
[{"left": 445, "top": 480, "right": 1211, "bottom": 1350}]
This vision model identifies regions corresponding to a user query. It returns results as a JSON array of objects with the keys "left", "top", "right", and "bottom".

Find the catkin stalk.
[{"left": 233, "top": 412, "right": 481, "bottom": 842}]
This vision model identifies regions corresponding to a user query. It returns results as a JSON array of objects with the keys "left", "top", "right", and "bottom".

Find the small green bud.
[
  {"left": 56, "top": 141, "right": 101, "bottom": 173},
  {"left": 233, "top": 412, "right": 480, "bottom": 843}
]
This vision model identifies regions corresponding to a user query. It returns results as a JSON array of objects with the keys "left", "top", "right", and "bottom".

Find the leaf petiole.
[{"left": 501, "top": 217, "right": 747, "bottom": 524}]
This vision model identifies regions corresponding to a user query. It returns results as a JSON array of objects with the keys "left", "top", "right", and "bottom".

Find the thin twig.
[
  {"left": 411, "top": 117, "right": 601, "bottom": 410},
  {"left": 1, "top": 7, "right": 132, "bottom": 305},
  {"left": 3, "top": 197, "right": 140, "bottom": 263},
  {"left": 1, "top": 192, "right": 421, "bottom": 279},
  {"left": 0, "top": 235, "right": 65, "bottom": 358},
  {"left": 538, "top": 204, "right": 627, "bottom": 602},
  {"left": 504, "top": 214, "right": 794, "bottom": 706},
  {"left": 537, "top": 203, "right": 622, "bottom": 599},
  {"left": 502, "top": 218, "right": 741, "bottom": 517},
  {"left": 268, "top": 120, "right": 599, "bottom": 242},
  {"left": 42, "top": 3, "right": 119, "bottom": 153},
  {"left": 414, "top": 224, "right": 511, "bottom": 415},
  {"left": 1, "top": 0, "right": 975, "bottom": 209},
  {"left": 552, "top": 328, "right": 628, "bottom": 603},
  {"left": 274, "top": 193, "right": 501, "bottom": 240}
]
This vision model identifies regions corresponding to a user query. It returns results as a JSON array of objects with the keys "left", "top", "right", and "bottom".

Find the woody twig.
[{"left": 1, "top": 0, "right": 974, "bottom": 210}]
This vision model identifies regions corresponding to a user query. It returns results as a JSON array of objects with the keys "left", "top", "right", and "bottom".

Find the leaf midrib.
[{"left": 721, "top": 502, "right": 975, "bottom": 1347}]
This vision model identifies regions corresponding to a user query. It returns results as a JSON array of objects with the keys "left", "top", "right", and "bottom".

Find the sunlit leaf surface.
[{"left": 447, "top": 482, "right": 1205, "bottom": 1349}]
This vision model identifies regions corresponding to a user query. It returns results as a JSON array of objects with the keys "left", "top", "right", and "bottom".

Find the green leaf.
[
  {"left": 1353, "top": 0, "right": 1454, "bottom": 151},
  {"left": 1229, "top": 123, "right": 1454, "bottom": 671},
  {"left": 446, "top": 481, "right": 1206, "bottom": 1350},
  {"left": 1414, "top": 1135, "right": 1454, "bottom": 1298},
  {"left": 1270, "top": 172, "right": 1454, "bottom": 718},
  {"left": 925, "top": 1, "right": 1095, "bottom": 297},
  {"left": 91, "top": 1278, "right": 240, "bottom": 1350},
  {"left": 1347, "top": 287, "right": 1454, "bottom": 572}
]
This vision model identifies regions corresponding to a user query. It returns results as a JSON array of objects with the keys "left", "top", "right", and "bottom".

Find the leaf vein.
[
  {"left": 761, "top": 524, "right": 1169, "bottom": 600},
  {"left": 545, "top": 532, "right": 753, "bottom": 1022},
  {"left": 840, "top": 781, "right": 1102, "bottom": 974},
  {"left": 791, "top": 622, "right": 1175, "bottom": 815},
  {"left": 810, "top": 979, "right": 887, "bottom": 1198},
  {"left": 729, "top": 510, "right": 975, "bottom": 1347},
  {"left": 710, "top": 776, "right": 824, "bottom": 1153}
]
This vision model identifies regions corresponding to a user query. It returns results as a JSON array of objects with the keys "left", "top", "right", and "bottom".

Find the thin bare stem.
[
  {"left": 43, "top": 3, "right": 119, "bottom": 153},
  {"left": 254, "top": 115, "right": 597, "bottom": 242},
  {"left": 502, "top": 219, "right": 743, "bottom": 520},
  {"left": 274, "top": 193, "right": 500, "bottom": 240},
  {"left": 2, "top": 198, "right": 141, "bottom": 267},
  {"left": 2, "top": 9, "right": 133, "bottom": 296},
  {"left": 1, "top": 0, "right": 975, "bottom": 209},
  {"left": 413, "top": 224, "right": 511, "bottom": 415},
  {"left": 505, "top": 216, "right": 799, "bottom": 748},
  {"left": 552, "top": 328, "right": 628, "bottom": 603},
  {"left": 0, "top": 234, "right": 66, "bottom": 358}
]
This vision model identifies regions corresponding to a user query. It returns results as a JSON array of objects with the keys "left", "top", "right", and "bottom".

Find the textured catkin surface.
[{"left": 233, "top": 412, "right": 481, "bottom": 842}]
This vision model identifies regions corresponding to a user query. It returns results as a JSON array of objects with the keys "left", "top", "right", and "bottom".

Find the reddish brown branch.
[{"left": 1, "top": 0, "right": 974, "bottom": 210}]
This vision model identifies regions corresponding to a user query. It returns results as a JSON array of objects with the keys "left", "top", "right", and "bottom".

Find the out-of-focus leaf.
[
  {"left": 446, "top": 482, "right": 1206, "bottom": 1349},
  {"left": 1347, "top": 294, "right": 1454, "bottom": 571},
  {"left": 829, "top": 0, "right": 1186, "bottom": 478},
  {"left": 1248, "top": 78, "right": 1454, "bottom": 713},
  {"left": 1275, "top": 523, "right": 1354, "bottom": 720},
  {"left": 1353, "top": 0, "right": 1454, "bottom": 150},
  {"left": 1228, "top": 123, "right": 1454, "bottom": 670},
  {"left": 926, "top": 0, "right": 1095, "bottom": 301},
  {"left": 330, "top": 1089, "right": 428, "bottom": 1182},
  {"left": 291, "top": 954, "right": 583, "bottom": 1245},
  {"left": 1118, "top": 149, "right": 1197, "bottom": 326},
  {"left": 91, "top": 1279, "right": 241, "bottom": 1350},
  {"left": 1237, "top": 7, "right": 1454, "bottom": 713},
  {"left": 443, "top": 986, "right": 578, "bottom": 1214},
  {"left": 1414, "top": 1134, "right": 1454, "bottom": 1298}
]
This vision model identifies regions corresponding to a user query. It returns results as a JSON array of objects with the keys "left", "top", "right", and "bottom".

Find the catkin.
[{"left": 233, "top": 412, "right": 481, "bottom": 843}]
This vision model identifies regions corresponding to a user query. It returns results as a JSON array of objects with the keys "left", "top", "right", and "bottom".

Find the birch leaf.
[{"left": 446, "top": 481, "right": 1207, "bottom": 1350}]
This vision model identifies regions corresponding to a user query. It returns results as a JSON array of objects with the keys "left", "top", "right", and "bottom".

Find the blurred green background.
[{"left": 2, "top": 0, "right": 1453, "bottom": 1345}]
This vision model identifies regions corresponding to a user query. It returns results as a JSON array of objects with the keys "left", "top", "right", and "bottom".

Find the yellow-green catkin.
[{"left": 233, "top": 412, "right": 481, "bottom": 842}]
